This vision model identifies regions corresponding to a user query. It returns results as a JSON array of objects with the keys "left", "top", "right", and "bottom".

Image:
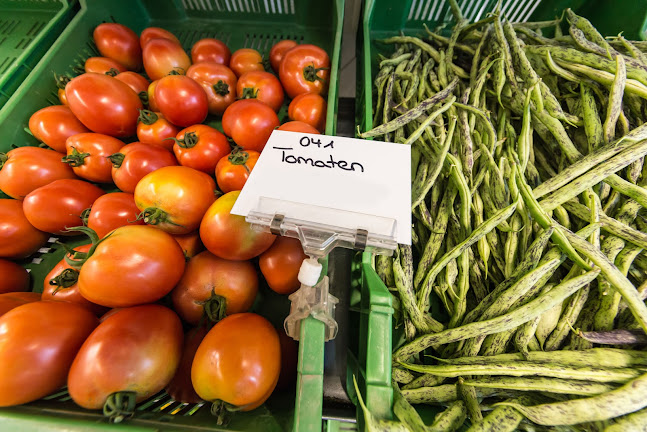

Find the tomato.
[
  {"left": 134, "top": 166, "right": 216, "bottom": 235},
  {"left": 58, "top": 88, "right": 68, "bottom": 105},
  {"left": 191, "top": 38, "right": 230, "bottom": 65},
  {"left": 278, "top": 120, "right": 320, "bottom": 134},
  {"left": 41, "top": 244, "right": 108, "bottom": 316},
  {"left": 140, "top": 27, "right": 180, "bottom": 48},
  {"left": 0, "top": 292, "right": 41, "bottom": 318},
  {"left": 115, "top": 71, "right": 150, "bottom": 100},
  {"left": 155, "top": 75, "right": 208, "bottom": 127},
  {"left": 23, "top": 179, "right": 104, "bottom": 235},
  {"left": 259, "top": 236, "right": 307, "bottom": 295},
  {"left": 0, "top": 200, "right": 48, "bottom": 259},
  {"left": 172, "top": 124, "right": 230, "bottom": 174},
  {"left": 191, "top": 313, "right": 280, "bottom": 410},
  {"left": 86, "top": 192, "right": 144, "bottom": 239},
  {"left": 143, "top": 38, "right": 191, "bottom": 80},
  {"left": 147, "top": 80, "right": 160, "bottom": 111},
  {"left": 68, "top": 305, "right": 182, "bottom": 414},
  {"left": 171, "top": 251, "right": 258, "bottom": 325},
  {"left": 200, "top": 191, "right": 275, "bottom": 260},
  {"left": 109, "top": 142, "right": 177, "bottom": 193},
  {"left": 136, "top": 110, "right": 178, "bottom": 150},
  {"left": 0, "top": 301, "right": 98, "bottom": 407},
  {"left": 288, "top": 92, "right": 327, "bottom": 132},
  {"left": 0, "top": 147, "right": 77, "bottom": 199},
  {"left": 279, "top": 44, "right": 330, "bottom": 98},
  {"left": 84, "top": 57, "right": 127, "bottom": 76},
  {"left": 56, "top": 75, "right": 70, "bottom": 106},
  {"left": 275, "top": 329, "right": 298, "bottom": 391},
  {"left": 66, "top": 73, "right": 142, "bottom": 137},
  {"left": 166, "top": 326, "right": 208, "bottom": 403},
  {"left": 186, "top": 62, "right": 237, "bottom": 115},
  {"left": 28, "top": 105, "right": 89, "bottom": 153},
  {"left": 0, "top": 260, "right": 29, "bottom": 294},
  {"left": 229, "top": 48, "right": 264, "bottom": 77},
  {"left": 77, "top": 225, "right": 185, "bottom": 307},
  {"left": 93, "top": 23, "right": 142, "bottom": 71},
  {"left": 63, "top": 133, "right": 124, "bottom": 183},
  {"left": 215, "top": 147, "right": 259, "bottom": 193},
  {"left": 237, "top": 71, "right": 284, "bottom": 112},
  {"left": 270, "top": 40, "right": 298, "bottom": 73},
  {"left": 221, "top": 99, "right": 279, "bottom": 152},
  {"left": 173, "top": 231, "right": 204, "bottom": 260}
]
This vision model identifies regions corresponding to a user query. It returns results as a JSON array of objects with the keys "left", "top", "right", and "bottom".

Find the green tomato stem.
[{"left": 103, "top": 391, "right": 137, "bottom": 423}]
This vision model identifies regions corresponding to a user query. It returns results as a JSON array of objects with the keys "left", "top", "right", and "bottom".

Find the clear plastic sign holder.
[{"left": 247, "top": 197, "right": 398, "bottom": 341}]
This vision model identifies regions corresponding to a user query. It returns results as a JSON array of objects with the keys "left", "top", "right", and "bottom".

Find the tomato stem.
[
  {"left": 61, "top": 226, "right": 106, "bottom": 269},
  {"left": 210, "top": 400, "right": 231, "bottom": 426},
  {"left": 107, "top": 153, "right": 125, "bottom": 168},
  {"left": 303, "top": 63, "right": 329, "bottom": 83},
  {"left": 138, "top": 91, "right": 149, "bottom": 108},
  {"left": 239, "top": 87, "right": 259, "bottom": 100},
  {"left": 228, "top": 146, "right": 249, "bottom": 166},
  {"left": 105, "top": 68, "right": 120, "bottom": 77},
  {"left": 136, "top": 207, "right": 183, "bottom": 227},
  {"left": 103, "top": 391, "right": 137, "bottom": 423},
  {"left": 61, "top": 147, "right": 90, "bottom": 167},
  {"left": 138, "top": 109, "right": 159, "bottom": 125},
  {"left": 54, "top": 73, "right": 70, "bottom": 89},
  {"left": 180, "top": 132, "right": 199, "bottom": 149},
  {"left": 80, "top": 207, "right": 91, "bottom": 225},
  {"left": 49, "top": 268, "right": 80, "bottom": 293},
  {"left": 213, "top": 80, "right": 230, "bottom": 96},
  {"left": 198, "top": 292, "right": 228, "bottom": 323}
]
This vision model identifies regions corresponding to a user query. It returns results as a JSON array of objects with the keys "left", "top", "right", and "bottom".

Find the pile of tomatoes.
[{"left": 0, "top": 21, "right": 330, "bottom": 419}]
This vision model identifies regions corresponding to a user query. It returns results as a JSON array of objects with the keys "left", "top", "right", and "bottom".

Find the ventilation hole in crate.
[
  {"left": 427, "top": 0, "right": 445, "bottom": 21},
  {"left": 5, "top": 20, "right": 19, "bottom": 35},
  {"left": 15, "top": 37, "right": 30, "bottom": 49},
  {"left": 0, "top": 20, "right": 10, "bottom": 34},
  {"left": 27, "top": 20, "right": 46, "bottom": 37},
  {"left": 0, "top": 57, "right": 15, "bottom": 75},
  {"left": 0, "top": 36, "right": 5, "bottom": 47},
  {"left": 512, "top": 0, "right": 542, "bottom": 22}
]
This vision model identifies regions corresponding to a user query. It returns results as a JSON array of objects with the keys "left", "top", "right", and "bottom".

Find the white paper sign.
[{"left": 231, "top": 130, "right": 411, "bottom": 245}]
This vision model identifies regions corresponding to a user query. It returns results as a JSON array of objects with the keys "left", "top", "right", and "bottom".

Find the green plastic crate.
[
  {"left": 0, "top": 0, "right": 77, "bottom": 108},
  {"left": 0, "top": 0, "right": 344, "bottom": 430},
  {"left": 355, "top": 0, "right": 647, "bottom": 426}
]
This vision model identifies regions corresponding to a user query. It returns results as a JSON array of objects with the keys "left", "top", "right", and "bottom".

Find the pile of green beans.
[{"left": 361, "top": 2, "right": 647, "bottom": 430}]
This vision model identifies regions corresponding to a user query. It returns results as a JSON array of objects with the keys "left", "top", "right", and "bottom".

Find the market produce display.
[
  {"left": 361, "top": 2, "right": 647, "bottom": 430},
  {"left": 0, "top": 21, "right": 330, "bottom": 423}
]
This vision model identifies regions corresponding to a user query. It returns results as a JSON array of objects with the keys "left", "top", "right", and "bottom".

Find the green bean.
[
  {"left": 613, "top": 35, "right": 647, "bottom": 65},
  {"left": 580, "top": 83, "right": 604, "bottom": 151},
  {"left": 393, "top": 367, "right": 416, "bottom": 384},
  {"left": 392, "top": 381, "right": 426, "bottom": 432},
  {"left": 514, "top": 316, "right": 541, "bottom": 358},
  {"left": 427, "top": 400, "right": 467, "bottom": 432},
  {"left": 580, "top": 329, "right": 647, "bottom": 345},
  {"left": 401, "top": 373, "right": 445, "bottom": 390},
  {"left": 426, "top": 31, "right": 475, "bottom": 56},
  {"left": 394, "top": 269, "right": 599, "bottom": 360},
  {"left": 376, "top": 255, "right": 395, "bottom": 287},
  {"left": 399, "top": 361, "right": 641, "bottom": 383},
  {"left": 603, "top": 407, "right": 647, "bottom": 431},
  {"left": 496, "top": 371, "right": 647, "bottom": 426},
  {"left": 354, "top": 376, "right": 409, "bottom": 432},
  {"left": 418, "top": 59, "right": 434, "bottom": 103},
  {"left": 380, "top": 53, "right": 412, "bottom": 68},
  {"left": 380, "top": 36, "right": 469, "bottom": 78},
  {"left": 401, "top": 385, "right": 508, "bottom": 405},
  {"left": 556, "top": 60, "right": 647, "bottom": 99},
  {"left": 458, "top": 377, "right": 482, "bottom": 423},
  {"left": 565, "top": 9, "right": 616, "bottom": 58},
  {"left": 465, "top": 396, "right": 533, "bottom": 432},
  {"left": 463, "top": 376, "right": 616, "bottom": 396},
  {"left": 569, "top": 25, "right": 610, "bottom": 58},
  {"left": 604, "top": 56, "right": 627, "bottom": 143}
]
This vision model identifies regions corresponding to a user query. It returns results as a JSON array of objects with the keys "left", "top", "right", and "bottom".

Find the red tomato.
[
  {"left": 0, "top": 147, "right": 77, "bottom": 199},
  {"left": 109, "top": 142, "right": 178, "bottom": 193},
  {"left": 68, "top": 305, "right": 182, "bottom": 413},
  {"left": 143, "top": 38, "right": 191, "bottom": 80},
  {"left": 0, "top": 260, "right": 29, "bottom": 294},
  {"left": 134, "top": 166, "right": 216, "bottom": 235},
  {"left": 215, "top": 147, "right": 259, "bottom": 193},
  {"left": 172, "top": 124, "right": 230, "bottom": 174},
  {"left": 171, "top": 251, "right": 258, "bottom": 325},
  {"left": 56, "top": 75, "right": 70, "bottom": 106},
  {"left": 0, "top": 292, "right": 41, "bottom": 318},
  {"left": 41, "top": 244, "right": 108, "bottom": 316},
  {"left": 275, "top": 329, "right": 298, "bottom": 391},
  {"left": 84, "top": 57, "right": 127, "bottom": 75},
  {"left": 0, "top": 200, "right": 48, "bottom": 259},
  {"left": 23, "top": 179, "right": 104, "bottom": 235},
  {"left": 66, "top": 73, "right": 142, "bottom": 137},
  {"left": 140, "top": 27, "right": 180, "bottom": 48},
  {"left": 288, "top": 93, "right": 327, "bottom": 132},
  {"left": 186, "top": 62, "right": 237, "bottom": 115},
  {"left": 155, "top": 75, "right": 208, "bottom": 127},
  {"left": 28, "top": 105, "right": 89, "bottom": 153},
  {"left": 77, "top": 225, "right": 185, "bottom": 307},
  {"left": 270, "top": 40, "right": 298, "bottom": 73},
  {"left": 115, "top": 71, "right": 150, "bottom": 98},
  {"left": 0, "top": 301, "right": 98, "bottom": 406},
  {"left": 278, "top": 120, "right": 320, "bottom": 134},
  {"left": 63, "top": 133, "right": 124, "bottom": 183},
  {"left": 279, "top": 44, "right": 330, "bottom": 98},
  {"left": 93, "top": 23, "right": 142, "bottom": 71},
  {"left": 200, "top": 191, "right": 275, "bottom": 261},
  {"left": 86, "top": 192, "right": 144, "bottom": 239},
  {"left": 58, "top": 88, "right": 68, "bottom": 106},
  {"left": 259, "top": 236, "right": 307, "bottom": 295},
  {"left": 147, "top": 80, "right": 160, "bottom": 111},
  {"left": 166, "top": 326, "right": 208, "bottom": 403},
  {"left": 191, "top": 38, "right": 230, "bottom": 65},
  {"left": 136, "top": 110, "right": 179, "bottom": 150},
  {"left": 229, "top": 48, "right": 264, "bottom": 77},
  {"left": 191, "top": 313, "right": 280, "bottom": 410},
  {"left": 173, "top": 231, "right": 204, "bottom": 260},
  {"left": 221, "top": 99, "right": 279, "bottom": 152},
  {"left": 237, "top": 71, "right": 284, "bottom": 112}
]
